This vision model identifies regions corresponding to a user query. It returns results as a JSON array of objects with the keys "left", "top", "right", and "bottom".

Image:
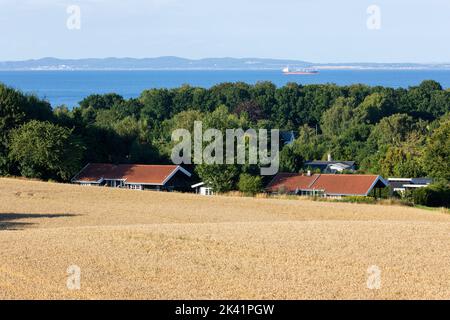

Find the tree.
[
  {"left": 367, "top": 114, "right": 419, "bottom": 149},
  {"left": 273, "top": 83, "right": 302, "bottom": 128},
  {"left": 379, "top": 145, "right": 425, "bottom": 178},
  {"left": 196, "top": 164, "right": 239, "bottom": 193},
  {"left": 110, "top": 98, "right": 143, "bottom": 119},
  {"left": 403, "top": 80, "right": 446, "bottom": 119},
  {"left": 171, "top": 84, "right": 196, "bottom": 114},
  {"left": 23, "top": 95, "right": 53, "bottom": 122},
  {"left": 291, "top": 125, "right": 326, "bottom": 161},
  {"left": 238, "top": 174, "right": 263, "bottom": 195},
  {"left": 0, "top": 84, "right": 53, "bottom": 174},
  {"left": 233, "top": 100, "right": 265, "bottom": 123},
  {"left": 297, "top": 84, "right": 342, "bottom": 127},
  {"left": 79, "top": 93, "right": 124, "bottom": 110},
  {"left": 423, "top": 118, "right": 450, "bottom": 181},
  {"left": 356, "top": 92, "right": 394, "bottom": 124},
  {"left": 0, "top": 84, "right": 26, "bottom": 173},
  {"left": 9, "top": 121, "right": 84, "bottom": 181},
  {"left": 157, "top": 110, "right": 204, "bottom": 158},
  {"left": 140, "top": 89, "right": 174, "bottom": 121},
  {"left": 279, "top": 145, "right": 303, "bottom": 172},
  {"left": 208, "top": 82, "right": 252, "bottom": 111},
  {"left": 320, "top": 97, "right": 355, "bottom": 138},
  {"left": 250, "top": 81, "right": 277, "bottom": 118},
  {"left": 193, "top": 106, "right": 247, "bottom": 193}
]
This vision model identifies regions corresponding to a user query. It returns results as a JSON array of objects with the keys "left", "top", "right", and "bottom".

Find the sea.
[{"left": 1, "top": 69, "right": 450, "bottom": 108}]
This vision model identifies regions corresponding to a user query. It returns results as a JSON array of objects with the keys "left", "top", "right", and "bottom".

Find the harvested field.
[{"left": 0, "top": 177, "right": 449, "bottom": 299}]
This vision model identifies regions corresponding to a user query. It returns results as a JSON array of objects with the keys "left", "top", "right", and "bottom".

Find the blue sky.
[{"left": 1, "top": 0, "right": 449, "bottom": 62}]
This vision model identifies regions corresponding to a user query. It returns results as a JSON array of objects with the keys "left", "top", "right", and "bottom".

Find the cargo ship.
[{"left": 282, "top": 67, "right": 319, "bottom": 75}]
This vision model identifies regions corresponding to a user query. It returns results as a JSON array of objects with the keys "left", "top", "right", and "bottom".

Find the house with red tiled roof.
[
  {"left": 71, "top": 163, "right": 192, "bottom": 192},
  {"left": 266, "top": 173, "right": 388, "bottom": 198}
]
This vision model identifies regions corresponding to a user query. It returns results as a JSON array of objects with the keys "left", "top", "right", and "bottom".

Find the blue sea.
[{"left": 1, "top": 69, "right": 450, "bottom": 108}]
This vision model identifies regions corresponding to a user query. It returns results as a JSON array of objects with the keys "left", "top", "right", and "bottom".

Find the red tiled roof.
[
  {"left": 265, "top": 173, "right": 318, "bottom": 193},
  {"left": 310, "top": 174, "right": 382, "bottom": 196},
  {"left": 113, "top": 165, "right": 180, "bottom": 184},
  {"left": 72, "top": 163, "right": 116, "bottom": 183},
  {"left": 72, "top": 164, "right": 188, "bottom": 185},
  {"left": 266, "top": 173, "right": 386, "bottom": 196}
]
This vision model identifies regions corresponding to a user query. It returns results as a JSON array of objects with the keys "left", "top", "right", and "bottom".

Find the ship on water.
[{"left": 282, "top": 67, "right": 319, "bottom": 75}]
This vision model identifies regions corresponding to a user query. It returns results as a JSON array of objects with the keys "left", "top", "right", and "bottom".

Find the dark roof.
[
  {"left": 388, "top": 178, "right": 433, "bottom": 189},
  {"left": 72, "top": 163, "right": 191, "bottom": 185},
  {"left": 266, "top": 173, "right": 387, "bottom": 196}
]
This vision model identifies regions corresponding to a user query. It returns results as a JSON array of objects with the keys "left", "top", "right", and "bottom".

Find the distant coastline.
[{"left": 1, "top": 57, "right": 449, "bottom": 71}]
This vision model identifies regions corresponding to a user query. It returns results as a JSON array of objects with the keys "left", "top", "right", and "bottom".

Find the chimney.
[
  {"left": 327, "top": 153, "right": 332, "bottom": 162},
  {"left": 307, "top": 170, "right": 312, "bottom": 177}
]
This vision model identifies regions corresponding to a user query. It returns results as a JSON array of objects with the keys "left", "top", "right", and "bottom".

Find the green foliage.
[
  {"left": 9, "top": 120, "right": 84, "bottom": 181},
  {"left": 157, "top": 110, "right": 204, "bottom": 158},
  {"left": 320, "top": 97, "right": 356, "bottom": 138},
  {"left": 423, "top": 118, "right": 450, "bottom": 181},
  {"left": 367, "top": 114, "right": 417, "bottom": 149},
  {"left": 412, "top": 183, "right": 450, "bottom": 208},
  {"left": 379, "top": 142, "right": 426, "bottom": 178},
  {"left": 279, "top": 145, "right": 303, "bottom": 172},
  {"left": 140, "top": 88, "right": 174, "bottom": 121},
  {"left": 404, "top": 80, "right": 448, "bottom": 118},
  {"left": 291, "top": 125, "right": 325, "bottom": 161},
  {"left": 0, "top": 84, "right": 53, "bottom": 174},
  {"left": 356, "top": 92, "right": 394, "bottom": 124},
  {"left": 339, "top": 196, "right": 377, "bottom": 204},
  {"left": 238, "top": 174, "right": 263, "bottom": 195},
  {"left": 1, "top": 79, "right": 449, "bottom": 188},
  {"left": 79, "top": 93, "right": 124, "bottom": 110},
  {"left": 196, "top": 164, "right": 239, "bottom": 193},
  {"left": 233, "top": 100, "right": 265, "bottom": 123}
]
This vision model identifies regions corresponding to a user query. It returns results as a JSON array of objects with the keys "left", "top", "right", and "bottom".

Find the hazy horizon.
[{"left": 2, "top": 56, "right": 450, "bottom": 65}]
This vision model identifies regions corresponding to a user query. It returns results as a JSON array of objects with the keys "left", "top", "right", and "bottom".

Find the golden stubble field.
[{"left": 0, "top": 177, "right": 449, "bottom": 300}]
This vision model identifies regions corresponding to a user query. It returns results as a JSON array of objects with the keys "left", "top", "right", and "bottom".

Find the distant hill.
[
  {"left": 0, "top": 57, "right": 449, "bottom": 71},
  {"left": 0, "top": 57, "right": 310, "bottom": 71}
]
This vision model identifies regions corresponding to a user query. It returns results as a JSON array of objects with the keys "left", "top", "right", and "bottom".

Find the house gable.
[
  {"left": 266, "top": 173, "right": 388, "bottom": 196},
  {"left": 72, "top": 163, "right": 192, "bottom": 188}
]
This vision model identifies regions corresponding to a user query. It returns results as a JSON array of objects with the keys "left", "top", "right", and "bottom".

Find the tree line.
[{"left": 0, "top": 80, "right": 449, "bottom": 200}]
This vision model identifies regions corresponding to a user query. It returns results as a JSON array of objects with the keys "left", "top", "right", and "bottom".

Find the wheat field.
[{"left": 0, "top": 177, "right": 449, "bottom": 300}]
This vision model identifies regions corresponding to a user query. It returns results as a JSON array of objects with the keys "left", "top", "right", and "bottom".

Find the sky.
[{"left": 1, "top": 0, "right": 450, "bottom": 63}]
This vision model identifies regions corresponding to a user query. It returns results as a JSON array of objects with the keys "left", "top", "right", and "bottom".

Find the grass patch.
[{"left": 414, "top": 205, "right": 450, "bottom": 214}]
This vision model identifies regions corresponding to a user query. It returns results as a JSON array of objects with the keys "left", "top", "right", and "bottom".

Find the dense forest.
[{"left": 0, "top": 80, "right": 449, "bottom": 200}]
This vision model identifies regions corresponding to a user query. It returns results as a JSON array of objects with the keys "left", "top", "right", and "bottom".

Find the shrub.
[
  {"left": 412, "top": 183, "right": 450, "bottom": 208},
  {"left": 238, "top": 174, "right": 263, "bottom": 196}
]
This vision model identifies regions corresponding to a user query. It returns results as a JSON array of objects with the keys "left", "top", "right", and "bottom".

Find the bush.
[
  {"left": 412, "top": 183, "right": 450, "bottom": 208},
  {"left": 238, "top": 174, "right": 263, "bottom": 196}
]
